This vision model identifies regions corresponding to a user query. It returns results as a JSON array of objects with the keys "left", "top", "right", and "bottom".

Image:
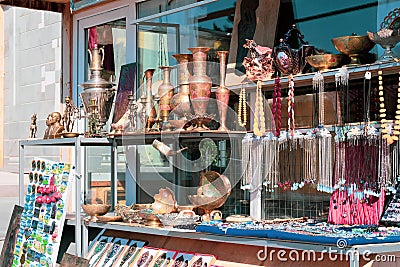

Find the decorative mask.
[
  {"left": 242, "top": 39, "right": 274, "bottom": 81},
  {"left": 273, "top": 24, "right": 314, "bottom": 76}
]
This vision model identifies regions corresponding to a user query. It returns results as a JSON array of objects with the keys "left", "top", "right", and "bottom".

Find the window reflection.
[
  {"left": 86, "top": 19, "right": 127, "bottom": 84},
  {"left": 83, "top": 18, "right": 127, "bottom": 206},
  {"left": 136, "top": 0, "right": 384, "bottom": 79}
]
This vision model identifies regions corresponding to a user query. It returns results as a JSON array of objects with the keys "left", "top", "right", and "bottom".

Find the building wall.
[{"left": 2, "top": 6, "right": 62, "bottom": 173}]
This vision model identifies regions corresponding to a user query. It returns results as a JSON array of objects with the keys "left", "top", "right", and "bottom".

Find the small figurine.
[
  {"left": 242, "top": 39, "right": 274, "bottom": 81},
  {"left": 44, "top": 112, "right": 65, "bottom": 139},
  {"left": 86, "top": 99, "right": 101, "bottom": 137},
  {"left": 62, "top": 96, "right": 78, "bottom": 133},
  {"left": 110, "top": 96, "right": 143, "bottom": 134},
  {"left": 29, "top": 113, "right": 37, "bottom": 138}
]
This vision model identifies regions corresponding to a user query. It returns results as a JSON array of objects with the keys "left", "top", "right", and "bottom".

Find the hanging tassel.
[
  {"left": 317, "top": 128, "right": 333, "bottom": 193},
  {"left": 263, "top": 134, "right": 280, "bottom": 192}
]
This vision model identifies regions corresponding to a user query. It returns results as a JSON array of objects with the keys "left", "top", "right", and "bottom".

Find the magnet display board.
[{"left": 12, "top": 158, "right": 74, "bottom": 267}]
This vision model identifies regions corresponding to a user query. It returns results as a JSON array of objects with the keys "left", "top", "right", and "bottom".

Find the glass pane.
[
  {"left": 291, "top": 0, "right": 378, "bottom": 54},
  {"left": 137, "top": 0, "right": 206, "bottom": 18},
  {"left": 83, "top": 18, "right": 127, "bottom": 205},
  {"left": 85, "top": 19, "right": 127, "bottom": 84}
]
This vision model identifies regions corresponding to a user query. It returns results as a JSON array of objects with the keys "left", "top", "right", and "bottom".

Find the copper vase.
[
  {"left": 170, "top": 54, "right": 193, "bottom": 119},
  {"left": 158, "top": 66, "right": 175, "bottom": 123},
  {"left": 141, "top": 68, "right": 157, "bottom": 131},
  {"left": 188, "top": 47, "right": 212, "bottom": 130},
  {"left": 216, "top": 51, "right": 230, "bottom": 131}
]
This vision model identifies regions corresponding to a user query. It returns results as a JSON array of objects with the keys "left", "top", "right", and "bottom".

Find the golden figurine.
[
  {"left": 29, "top": 113, "right": 37, "bottom": 139},
  {"left": 44, "top": 112, "right": 65, "bottom": 139}
]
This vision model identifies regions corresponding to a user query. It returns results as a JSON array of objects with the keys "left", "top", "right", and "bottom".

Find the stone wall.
[{"left": 2, "top": 6, "right": 62, "bottom": 173}]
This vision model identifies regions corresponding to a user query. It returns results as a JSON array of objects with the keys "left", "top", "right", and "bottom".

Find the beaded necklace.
[
  {"left": 287, "top": 75, "right": 295, "bottom": 137},
  {"left": 272, "top": 77, "right": 282, "bottom": 137},
  {"left": 379, "top": 70, "right": 400, "bottom": 144},
  {"left": 238, "top": 82, "right": 247, "bottom": 127},
  {"left": 253, "top": 80, "right": 266, "bottom": 136}
]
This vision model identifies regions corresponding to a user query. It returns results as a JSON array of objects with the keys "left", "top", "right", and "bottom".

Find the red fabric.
[
  {"left": 88, "top": 27, "right": 98, "bottom": 50},
  {"left": 328, "top": 189, "right": 385, "bottom": 225}
]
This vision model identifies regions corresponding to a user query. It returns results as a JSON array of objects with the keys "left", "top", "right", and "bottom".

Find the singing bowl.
[
  {"left": 331, "top": 35, "right": 375, "bottom": 55},
  {"left": 305, "top": 54, "right": 345, "bottom": 71},
  {"left": 82, "top": 204, "right": 111, "bottom": 216}
]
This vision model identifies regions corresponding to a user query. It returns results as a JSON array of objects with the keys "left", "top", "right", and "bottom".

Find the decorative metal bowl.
[
  {"left": 138, "top": 208, "right": 163, "bottom": 227},
  {"left": 120, "top": 209, "right": 142, "bottom": 223},
  {"left": 305, "top": 54, "right": 345, "bottom": 71},
  {"left": 82, "top": 204, "right": 111, "bottom": 222},
  {"left": 157, "top": 211, "right": 200, "bottom": 228},
  {"left": 152, "top": 188, "right": 177, "bottom": 214},
  {"left": 115, "top": 204, "right": 142, "bottom": 223},
  {"left": 185, "top": 113, "right": 215, "bottom": 131},
  {"left": 331, "top": 35, "right": 375, "bottom": 65},
  {"left": 188, "top": 171, "right": 231, "bottom": 221},
  {"left": 367, "top": 29, "right": 400, "bottom": 63}
]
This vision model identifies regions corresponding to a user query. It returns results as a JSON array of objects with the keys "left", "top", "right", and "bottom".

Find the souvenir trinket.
[
  {"left": 242, "top": 39, "right": 274, "bottom": 81},
  {"left": 273, "top": 24, "right": 314, "bottom": 76}
]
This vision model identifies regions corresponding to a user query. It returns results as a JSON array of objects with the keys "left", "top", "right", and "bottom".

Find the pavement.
[{"left": 0, "top": 171, "right": 21, "bottom": 252}]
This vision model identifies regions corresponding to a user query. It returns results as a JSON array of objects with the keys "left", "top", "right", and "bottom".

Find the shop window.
[
  {"left": 133, "top": 0, "right": 398, "bottom": 218},
  {"left": 83, "top": 18, "right": 127, "bottom": 205}
]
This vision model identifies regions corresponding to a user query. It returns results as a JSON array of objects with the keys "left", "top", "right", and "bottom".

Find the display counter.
[{"left": 64, "top": 218, "right": 400, "bottom": 267}]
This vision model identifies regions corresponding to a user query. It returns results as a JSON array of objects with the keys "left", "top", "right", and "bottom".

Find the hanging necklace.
[
  {"left": 313, "top": 71, "right": 325, "bottom": 126},
  {"left": 312, "top": 71, "right": 333, "bottom": 191},
  {"left": 335, "top": 66, "right": 349, "bottom": 126},
  {"left": 272, "top": 77, "right": 282, "bottom": 137},
  {"left": 287, "top": 75, "right": 295, "bottom": 137},
  {"left": 238, "top": 82, "right": 247, "bottom": 127},
  {"left": 379, "top": 69, "right": 399, "bottom": 144},
  {"left": 393, "top": 71, "right": 400, "bottom": 137},
  {"left": 253, "top": 80, "right": 266, "bottom": 136},
  {"left": 363, "top": 70, "right": 372, "bottom": 125}
]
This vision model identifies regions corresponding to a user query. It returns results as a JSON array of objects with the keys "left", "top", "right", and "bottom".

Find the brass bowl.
[
  {"left": 331, "top": 35, "right": 375, "bottom": 65},
  {"left": 62, "top": 132, "right": 80, "bottom": 138},
  {"left": 82, "top": 204, "right": 111, "bottom": 221},
  {"left": 305, "top": 54, "right": 345, "bottom": 71}
]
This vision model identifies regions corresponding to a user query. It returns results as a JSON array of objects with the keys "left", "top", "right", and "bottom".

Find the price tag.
[{"left": 365, "top": 71, "right": 371, "bottom": 80}]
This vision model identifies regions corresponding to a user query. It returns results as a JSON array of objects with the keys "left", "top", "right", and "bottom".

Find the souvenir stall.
[{"left": 5, "top": 0, "right": 400, "bottom": 266}]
